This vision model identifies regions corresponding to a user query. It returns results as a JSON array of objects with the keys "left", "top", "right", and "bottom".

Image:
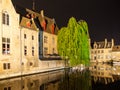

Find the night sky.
[{"left": 13, "top": 0, "right": 120, "bottom": 44}]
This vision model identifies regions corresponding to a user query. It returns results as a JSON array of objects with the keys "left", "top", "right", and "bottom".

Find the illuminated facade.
[
  {"left": 112, "top": 45, "right": 120, "bottom": 62},
  {"left": 0, "top": 0, "right": 64, "bottom": 79},
  {"left": 91, "top": 39, "right": 114, "bottom": 62}
]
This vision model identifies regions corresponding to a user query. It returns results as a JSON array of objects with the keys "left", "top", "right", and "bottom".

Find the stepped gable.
[
  {"left": 94, "top": 39, "right": 112, "bottom": 49},
  {"left": 95, "top": 41, "right": 105, "bottom": 49}
]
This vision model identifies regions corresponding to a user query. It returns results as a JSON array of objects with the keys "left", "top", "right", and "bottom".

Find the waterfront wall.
[
  {"left": 0, "top": 60, "right": 65, "bottom": 80},
  {"left": 0, "top": 69, "right": 65, "bottom": 90}
]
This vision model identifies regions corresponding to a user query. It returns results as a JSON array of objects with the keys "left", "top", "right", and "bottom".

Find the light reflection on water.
[{"left": 1, "top": 63, "right": 120, "bottom": 90}]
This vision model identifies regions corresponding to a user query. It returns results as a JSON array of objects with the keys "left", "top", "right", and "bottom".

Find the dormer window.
[
  {"left": 2, "top": 12, "right": 9, "bottom": 25},
  {"left": 41, "top": 19, "right": 46, "bottom": 31},
  {"left": 51, "top": 23, "right": 55, "bottom": 34},
  {"left": 99, "top": 44, "right": 101, "bottom": 48},
  {"left": 94, "top": 44, "right": 97, "bottom": 49}
]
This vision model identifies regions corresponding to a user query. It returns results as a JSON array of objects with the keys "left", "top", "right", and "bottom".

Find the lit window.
[
  {"left": 2, "top": 12, "right": 9, "bottom": 25},
  {"left": 2, "top": 37, "right": 10, "bottom": 54}
]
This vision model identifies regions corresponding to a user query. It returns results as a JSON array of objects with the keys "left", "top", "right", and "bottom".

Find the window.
[
  {"left": 98, "top": 55, "right": 100, "bottom": 59},
  {"left": 2, "top": 12, "right": 9, "bottom": 25},
  {"left": 2, "top": 37, "right": 10, "bottom": 54},
  {"left": 3, "top": 63, "right": 10, "bottom": 70},
  {"left": 101, "top": 50, "right": 104, "bottom": 53},
  {"left": 91, "top": 51, "right": 93, "bottom": 54},
  {"left": 24, "top": 46, "right": 27, "bottom": 56},
  {"left": 32, "top": 35, "right": 34, "bottom": 40},
  {"left": 4, "top": 87, "right": 11, "bottom": 90},
  {"left": 32, "top": 47, "right": 34, "bottom": 56},
  {"left": 44, "top": 36, "right": 48, "bottom": 43},
  {"left": 98, "top": 50, "right": 100, "bottom": 53},
  {"left": 94, "top": 51, "right": 97, "bottom": 54},
  {"left": 24, "top": 34, "right": 27, "bottom": 39},
  {"left": 94, "top": 56, "right": 96, "bottom": 60},
  {"left": 44, "top": 47, "right": 48, "bottom": 56}
]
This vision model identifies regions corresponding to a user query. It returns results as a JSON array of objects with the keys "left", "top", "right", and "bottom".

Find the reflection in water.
[
  {"left": 59, "top": 69, "right": 92, "bottom": 90},
  {"left": 89, "top": 63, "right": 114, "bottom": 84},
  {"left": 0, "top": 70, "right": 64, "bottom": 90},
  {"left": 0, "top": 69, "right": 92, "bottom": 90},
  {"left": 90, "top": 63, "right": 120, "bottom": 90},
  {"left": 1, "top": 63, "right": 120, "bottom": 90},
  {"left": 89, "top": 63, "right": 120, "bottom": 84}
]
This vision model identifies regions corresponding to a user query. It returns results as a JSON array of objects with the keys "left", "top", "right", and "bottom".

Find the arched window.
[{"left": 2, "top": 12, "right": 9, "bottom": 25}]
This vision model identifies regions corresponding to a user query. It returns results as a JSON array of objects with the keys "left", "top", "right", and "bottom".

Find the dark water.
[{"left": 1, "top": 63, "right": 120, "bottom": 90}]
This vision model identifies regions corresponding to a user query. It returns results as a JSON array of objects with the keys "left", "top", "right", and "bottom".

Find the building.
[
  {"left": 112, "top": 45, "right": 120, "bottom": 62},
  {"left": 91, "top": 39, "right": 114, "bottom": 62},
  {"left": 0, "top": 0, "right": 65, "bottom": 79},
  {"left": 0, "top": 0, "right": 21, "bottom": 75}
]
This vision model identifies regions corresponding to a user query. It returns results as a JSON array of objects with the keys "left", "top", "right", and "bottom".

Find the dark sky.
[{"left": 13, "top": 0, "right": 120, "bottom": 44}]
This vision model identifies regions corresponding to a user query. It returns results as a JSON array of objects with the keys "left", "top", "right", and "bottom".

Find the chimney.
[
  {"left": 41, "top": 10, "right": 44, "bottom": 18},
  {"left": 104, "top": 38, "right": 107, "bottom": 48},
  {"left": 111, "top": 38, "right": 114, "bottom": 47}
]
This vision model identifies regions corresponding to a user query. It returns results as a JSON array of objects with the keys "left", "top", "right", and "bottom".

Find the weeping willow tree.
[{"left": 57, "top": 17, "right": 90, "bottom": 66}]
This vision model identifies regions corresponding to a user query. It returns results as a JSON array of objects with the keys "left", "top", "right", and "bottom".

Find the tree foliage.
[{"left": 57, "top": 17, "right": 90, "bottom": 66}]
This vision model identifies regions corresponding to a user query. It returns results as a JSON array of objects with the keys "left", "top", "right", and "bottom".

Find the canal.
[{"left": 0, "top": 63, "right": 120, "bottom": 90}]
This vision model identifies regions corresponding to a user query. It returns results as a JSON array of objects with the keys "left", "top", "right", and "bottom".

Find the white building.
[{"left": 91, "top": 39, "right": 114, "bottom": 62}]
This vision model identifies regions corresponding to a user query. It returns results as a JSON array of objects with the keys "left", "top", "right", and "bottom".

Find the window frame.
[
  {"left": 2, "top": 12, "right": 9, "bottom": 25},
  {"left": 2, "top": 37, "right": 10, "bottom": 55}
]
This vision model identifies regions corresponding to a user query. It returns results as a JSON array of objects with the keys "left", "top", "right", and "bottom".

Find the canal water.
[{"left": 0, "top": 63, "right": 120, "bottom": 90}]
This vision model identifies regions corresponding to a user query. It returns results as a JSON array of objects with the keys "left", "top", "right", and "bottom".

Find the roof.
[
  {"left": 12, "top": 1, "right": 59, "bottom": 35},
  {"left": 96, "top": 41, "right": 112, "bottom": 49},
  {"left": 20, "top": 17, "right": 38, "bottom": 31},
  {"left": 92, "top": 39, "right": 113, "bottom": 49},
  {"left": 112, "top": 45, "right": 120, "bottom": 51}
]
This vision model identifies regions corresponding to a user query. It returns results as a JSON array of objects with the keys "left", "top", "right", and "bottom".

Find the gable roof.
[
  {"left": 12, "top": 1, "right": 59, "bottom": 35},
  {"left": 20, "top": 17, "right": 38, "bottom": 31}
]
